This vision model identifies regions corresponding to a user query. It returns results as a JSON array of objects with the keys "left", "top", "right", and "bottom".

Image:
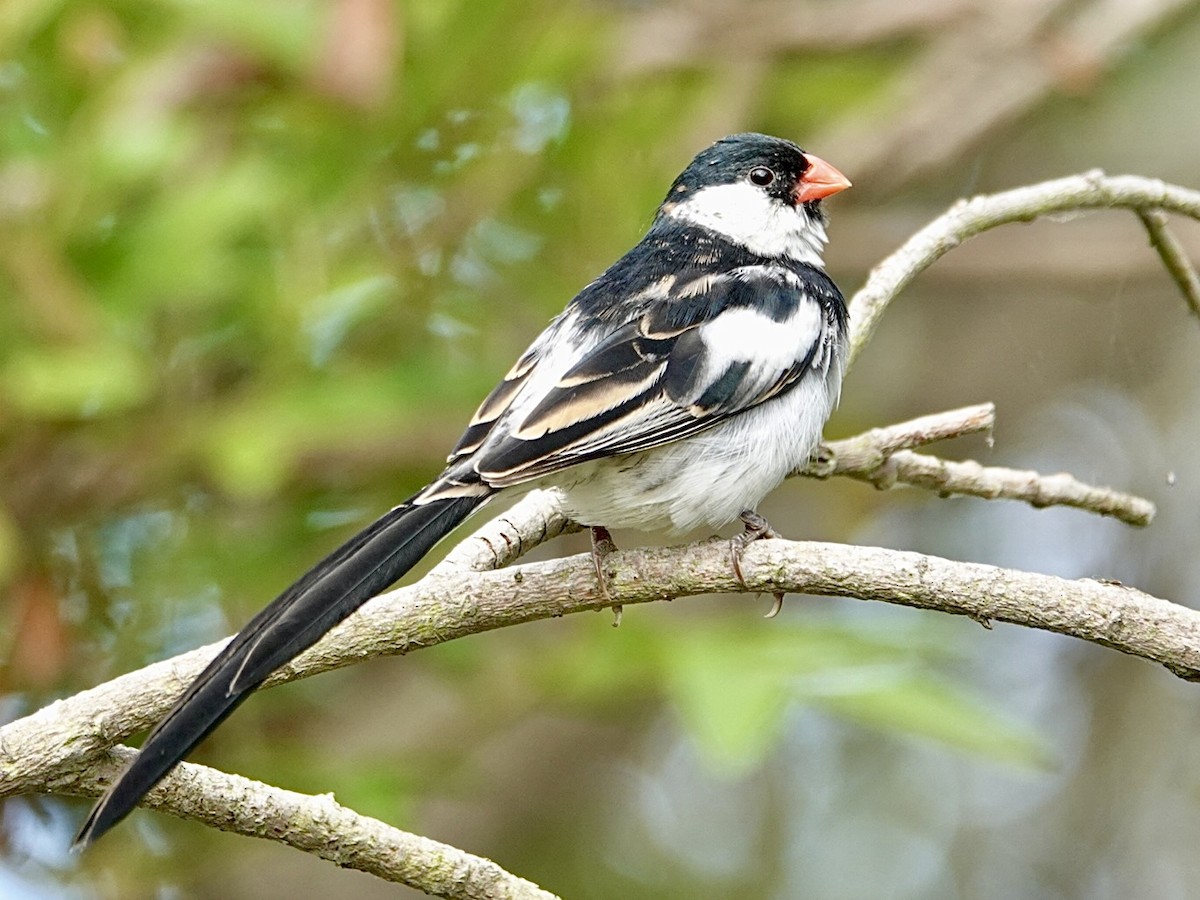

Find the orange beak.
[{"left": 793, "top": 153, "right": 852, "bottom": 204}]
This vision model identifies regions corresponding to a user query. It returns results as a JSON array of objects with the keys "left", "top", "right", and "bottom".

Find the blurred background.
[{"left": 2, "top": 0, "right": 1200, "bottom": 897}]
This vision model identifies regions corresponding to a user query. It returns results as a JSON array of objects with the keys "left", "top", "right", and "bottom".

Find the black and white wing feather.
[{"left": 446, "top": 264, "right": 845, "bottom": 489}]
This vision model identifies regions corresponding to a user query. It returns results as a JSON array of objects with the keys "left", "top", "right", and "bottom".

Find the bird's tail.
[{"left": 73, "top": 490, "right": 487, "bottom": 849}]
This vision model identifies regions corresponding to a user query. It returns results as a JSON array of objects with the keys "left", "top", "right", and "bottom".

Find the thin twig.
[
  {"left": 805, "top": 403, "right": 996, "bottom": 474},
  {"left": 845, "top": 450, "right": 1155, "bottom": 526},
  {"left": 792, "top": 403, "right": 1155, "bottom": 525},
  {"left": 433, "top": 491, "right": 579, "bottom": 574},
  {"left": 847, "top": 172, "right": 1200, "bottom": 368},
  {"left": 801, "top": 403, "right": 994, "bottom": 480},
  {"left": 1137, "top": 208, "right": 1200, "bottom": 322}
]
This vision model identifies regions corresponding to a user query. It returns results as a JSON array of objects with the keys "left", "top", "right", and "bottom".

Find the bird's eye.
[{"left": 748, "top": 167, "right": 775, "bottom": 186}]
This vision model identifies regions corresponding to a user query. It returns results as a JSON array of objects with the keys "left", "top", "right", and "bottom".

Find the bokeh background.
[{"left": 3, "top": 1, "right": 1200, "bottom": 897}]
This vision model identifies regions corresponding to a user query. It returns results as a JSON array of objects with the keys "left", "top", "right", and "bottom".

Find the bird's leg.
[
  {"left": 729, "top": 510, "right": 780, "bottom": 579},
  {"left": 729, "top": 510, "right": 786, "bottom": 618},
  {"left": 590, "top": 526, "right": 622, "bottom": 627}
]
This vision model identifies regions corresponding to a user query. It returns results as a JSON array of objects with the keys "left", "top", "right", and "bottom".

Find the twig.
[
  {"left": 845, "top": 450, "right": 1155, "bottom": 526},
  {"left": 1137, "top": 208, "right": 1200, "bottom": 322},
  {"left": 805, "top": 403, "right": 996, "bottom": 472},
  {"left": 792, "top": 403, "right": 1155, "bottom": 525},
  {"left": 61, "top": 749, "right": 559, "bottom": 900},
  {"left": 433, "top": 490, "right": 579, "bottom": 574},
  {"left": 847, "top": 172, "right": 1200, "bottom": 368}
]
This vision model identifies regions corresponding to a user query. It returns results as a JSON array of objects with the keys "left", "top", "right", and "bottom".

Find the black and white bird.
[{"left": 75, "top": 132, "right": 851, "bottom": 846}]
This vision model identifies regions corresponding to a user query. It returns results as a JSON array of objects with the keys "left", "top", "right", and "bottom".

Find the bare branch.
[
  {"left": 61, "top": 749, "right": 559, "bottom": 900},
  {"left": 433, "top": 489, "right": 579, "bottom": 575},
  {"left": 843, "top": 450, "right": 1155, "bottom": 527},
  {"left": 9, "top": 539, "right": 1200, "bottom": 815},
  {"left": 803, "top": 403, "right": 995, "bottom": 479},
  {"left": 1137, "top": 208, "right": 1200, "bottom": 322},
  {"left": 847, "top": 172, "right": 1200, "bottom": 368},
  {"left": 790, "top": 403, "right": 1154, "bottom": 525}
]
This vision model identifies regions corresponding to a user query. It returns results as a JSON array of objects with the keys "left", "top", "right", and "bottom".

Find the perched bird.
[{"left": 75, "top": 132, "right": 851, "bottom": 847}]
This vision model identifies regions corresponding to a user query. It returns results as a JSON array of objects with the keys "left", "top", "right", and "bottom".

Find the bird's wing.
[{"left": 464, "top": 265, "right": 844, "bottom": 487}]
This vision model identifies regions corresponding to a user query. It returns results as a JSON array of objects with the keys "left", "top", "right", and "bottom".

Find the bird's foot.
[
  {"left": 729, "top": 510, "right": 786, "bottom": 618},
  {"left": 591, "top": 526, "right": 622, "bottom": 627}
]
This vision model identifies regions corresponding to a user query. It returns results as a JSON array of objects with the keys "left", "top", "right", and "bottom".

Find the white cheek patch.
[{"left": 667, "top": 182, "right": 828, "bottom": 265}]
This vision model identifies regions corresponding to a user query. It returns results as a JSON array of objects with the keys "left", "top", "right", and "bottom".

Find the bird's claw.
[
  {"left": 730, "top": 510, "right": 786, "bottom": 618},
  {"left": 590, "top": 526, "right": 622, "bottom": 627}
]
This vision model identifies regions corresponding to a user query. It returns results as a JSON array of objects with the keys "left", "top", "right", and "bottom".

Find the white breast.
[{"left": 551, "top": 344, "right": 842, "bottom": 534}]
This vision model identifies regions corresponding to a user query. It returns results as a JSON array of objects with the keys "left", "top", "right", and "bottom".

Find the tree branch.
[
  {"left": 1137, "top": 208, "right": 1200, "bottom": 322},
  {"left": 850, "top": 451, "right": 1155, "bottom": 525},
  {"left": 56, "top": 749, "right": 560, "bottom": 900},
  {"left": 814, "top": 442, "right": 1155, "bottom": 527},
  {"left": 805, "top": 402, "right": 997, "bottom": 469},
  {"left": 846, "top": 172, "right": 1200, "bottom": 368},
  {"left": 2, "top": 406, "right": 1154, "bottom": 863},
  {"left": 793, "top": 403, "right": 1156, "bottom": 525},
  {"left": 10, "top": 539, "right": 1200, "bottom": 814}
]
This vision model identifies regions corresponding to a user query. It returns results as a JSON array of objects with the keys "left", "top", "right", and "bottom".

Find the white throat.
[{"left": 665, "top": 181, "right": 828, "bottom": 266}]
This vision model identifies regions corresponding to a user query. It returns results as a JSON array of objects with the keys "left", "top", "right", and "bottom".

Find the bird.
[{"left": 74, "top": 132, "right": 851, "bottom": 848}]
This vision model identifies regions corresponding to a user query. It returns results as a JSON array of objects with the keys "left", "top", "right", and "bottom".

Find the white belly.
[{"left": 548, "top": 371, "right": 835, "bottom": 534}]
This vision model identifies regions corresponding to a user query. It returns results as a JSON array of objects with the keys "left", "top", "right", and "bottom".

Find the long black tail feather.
[{"left": 73, "top": 491, "right": 486, "bottom": 849}]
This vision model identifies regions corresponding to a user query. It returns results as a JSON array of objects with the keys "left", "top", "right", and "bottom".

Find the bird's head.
[{"left": 658, "top": 133, "right": 851, "bottom": 265}]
